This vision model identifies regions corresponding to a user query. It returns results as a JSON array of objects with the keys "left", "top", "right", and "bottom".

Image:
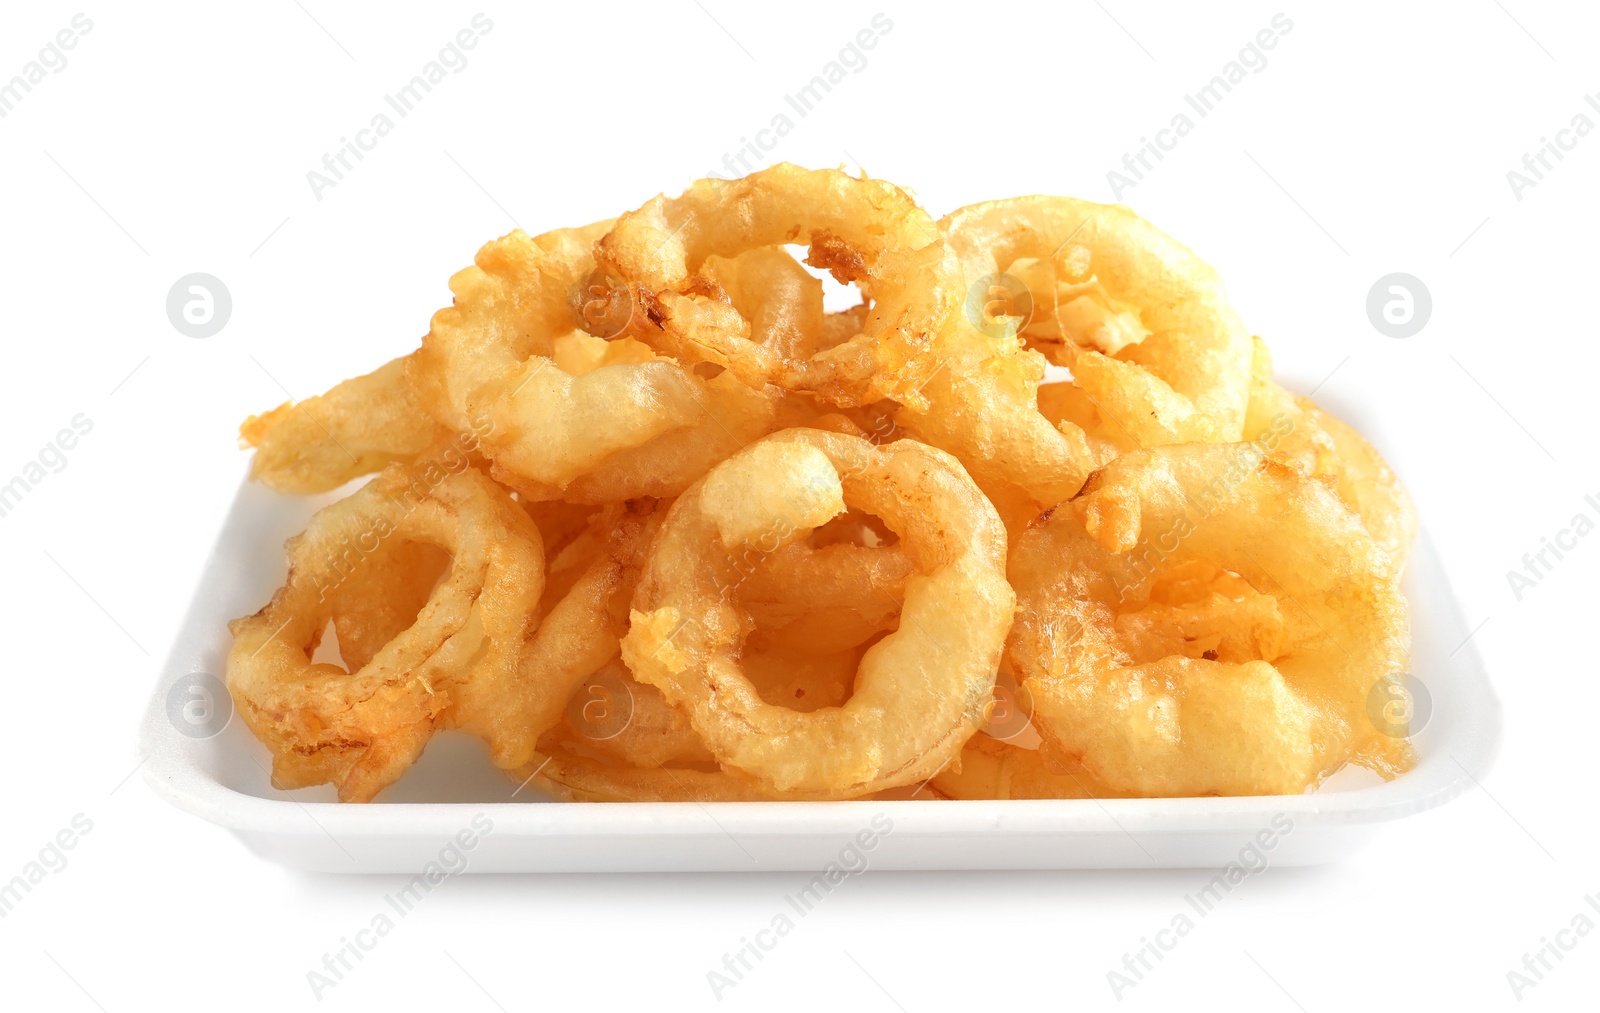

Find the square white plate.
[{"left": 139, "top": 466, "right": 1500, "bottom": 873}]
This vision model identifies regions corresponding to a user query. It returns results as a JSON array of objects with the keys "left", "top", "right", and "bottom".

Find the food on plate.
[
  {"left": 942, "top": 196, "right": 1254, "bottom": 448},
  {"left": 227, "top": 165, "right": 1416, "bottom": 802},
  {"left": 1007, "top": 444, "right": 1412, "bottom": 796},
  {"left": 733, "top": 537, "right": 911, "bottom": 654},
  {"left": 409, "top": 224, "right": 783, "bottom": 500},
  {"left": 508, "top": 499, "right": 664, "bottom": 754},
  {"left": 241, "top": 357, "right": 448, "bottom": 494},
  {"left": 931, "top": 735, "right": 1128, "bottom": 800},
  {"left": 620, "top": 430, "right": 1013, "bottom": 796},
  {"left": 893, "top": 323, "right": 1104, "bottom": 531},
  {"left": 1243, "top": 338, "right": 1416, "bottom": 574},
  {"left": 596, "top": 164, "right": 961, "bottom": 409},
  {"left": 227, "top": 462, "right": 545, "bottom": 802}
]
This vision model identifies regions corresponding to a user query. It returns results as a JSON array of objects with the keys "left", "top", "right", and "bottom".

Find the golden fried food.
[
  {"left": 932, "top": 736, "right": 1128, "bottom": 801},
  {"left": 943, "top": 196, "right": 1254, "bottom": 446},
  {"left": 736, "top": 540, "right": 911, "bottom": 654},
  {"left": 227, "top": 461, "right": 544, "bottom": 801},
  {"left": 227, "top": 165, "right": 1416, "bottom": 803},
  {"left": 1243, "top": 338, "right": 1417, "bottom": 574},
  {"left": 413, "top": 224, "right": 779, "bottom": 499},
  {"left": 894, "top": 325, "right": 1100, "bottom": 531},
  {"left": 597, "top": 164, "right": 962, "bottom": 409},
  {"left": 240, "top": 357, "right": 450, "bottom": 494},
  {"left": 621, "top": 430, "right": 1013, "bottom": 796},
  {"left": 1008, "top": 444, "right": 1412, "bottom": 796}
]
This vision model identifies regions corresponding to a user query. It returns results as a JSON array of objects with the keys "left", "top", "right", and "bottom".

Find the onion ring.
[
  {"left": 596, "top": 164, "right": 961, "bottom": 410},
  {"left": 621, "top": 429, "right": 1014, "bottom": 795},
  {"left": 326, "top": 539, "right": 452, "bottom": 673},
  {"left": 894, "top": 326, "right": 1100, "bottom": 529},
  {"left": 240, "top": 357, "right": 449, "bottom": 495},
  {"left": 1244, "top": 339, "right": 1416, "bottom": 575},
  {"left": 1008, "top": 443, "right": 1411, "bottom": 796},
  {"left": 226, "top": 462, "right": 544, "bottom": 802},
  {"left": 411, "top": 224, "right": 762, "bottom": 495},
  {"left": 942, "top": 196, "right": 1253, "bottom": 446}
]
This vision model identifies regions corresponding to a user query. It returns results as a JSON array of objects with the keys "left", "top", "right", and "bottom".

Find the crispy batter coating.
[{"left": 231, "top": 168, "right": 1416, "bottom": 802}]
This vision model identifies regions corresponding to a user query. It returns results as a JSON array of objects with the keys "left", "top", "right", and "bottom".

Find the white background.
[{"left": 0, "top": 1, "right": 1594, "bottom": 1009}]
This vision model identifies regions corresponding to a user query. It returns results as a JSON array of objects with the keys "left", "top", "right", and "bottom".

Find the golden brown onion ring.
[
  {"left": 895, "top": 326, "right": 1100, "bottom": 530},
  {"left": 412, "top": 225, "right": 756, "bottom": 496},
  {"left": 597, "top": 164, "right": 961, "bottom": 410},
  {"left": 240, "top": 357, "right": 451, "bottom": 495},
  {"left": 226, "top": 462, "right": 544, "bottom": 802},
  {"left": 1009, "top": 443, "right": 1411, "bottom": 797},
  {"left": 942, "top": 196, "right": 1253, "bottom": 446},
  {"left": 622, "top": 430, "right": 1014, "bottom": 796},
  {"left": 1243, "top": 338, "right": 1417, "bottom": 575}
]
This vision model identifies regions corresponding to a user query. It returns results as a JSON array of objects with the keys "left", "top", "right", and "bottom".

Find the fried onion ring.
[
  {"left": 226, "top": 462, "right": 544, "bottom": 802},
  {"left": 621, "top": 430, "right": 1014, "bottom": 795},
  {"left": 240, "top": 357, "right": 449, "bottom": 494},
  {"left": 942, "top": 196, "right": 1253, "bottom": 446},
  {"left": 412, "top": 224, "right": 769, "bottom": 496},
  {"left": 1008, "top": 443, "right": 1411, "bottom": 796},
  {"left": 895, "top": 326, "right": 1100, "bottom": 529},
  {"left": 1243, "top": 339, "right": 1417, "bottom": 575},
  {"left": 597, "top": 164, "right": 961, "bottom": 410}
]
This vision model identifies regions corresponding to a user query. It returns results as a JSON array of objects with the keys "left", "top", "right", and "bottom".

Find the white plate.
[{"left": 139, "top": 466, "right": 1501, "bottom": 873}]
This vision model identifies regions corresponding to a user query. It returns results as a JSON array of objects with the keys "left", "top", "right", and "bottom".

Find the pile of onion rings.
[{"left": 230, "top": 165, "right": 1415, "bottom": 802}]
